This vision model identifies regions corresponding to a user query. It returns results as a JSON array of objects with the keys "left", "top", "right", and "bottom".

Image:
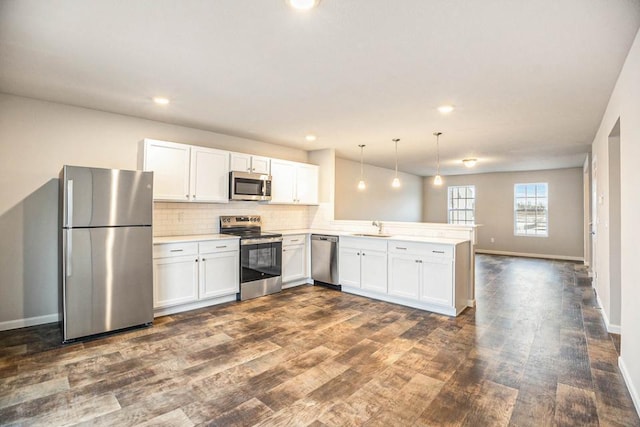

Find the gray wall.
[
  {"left": 0, "top": 93, "right": 308, "bottom": 326},
  {"left": 423, "top": 168, "right": 584, "bottom": 258},
  {"left": 335, "top": 157, "right": 423, "bottom": 222}
]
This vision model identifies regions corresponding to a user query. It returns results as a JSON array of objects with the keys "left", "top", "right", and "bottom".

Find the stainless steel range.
[{"left": 220, "top": 215, "right": 283, "bottom": 301}]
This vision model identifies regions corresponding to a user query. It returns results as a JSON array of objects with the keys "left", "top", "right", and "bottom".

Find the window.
[
  {"left": 514, "top": 183, "right": 548, "bottom": 236},
  {"left": 448, "top": 185, "right": 475, "bottom": 224}
]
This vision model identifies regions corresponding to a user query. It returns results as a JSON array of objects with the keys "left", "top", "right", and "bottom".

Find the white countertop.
[
  {"left": 153, "top": 234, "right": 240, "bottom": 244},
  {"left": 154, "top": 229, "right": 469, "bottom": 246},
  {"left": 267, "top": 229, "right": 469, "bottom": 245}
]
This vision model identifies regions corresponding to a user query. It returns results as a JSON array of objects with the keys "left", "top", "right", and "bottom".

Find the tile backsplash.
[{"left": 153, "top": 202, "right": 315, "bottom": 236}]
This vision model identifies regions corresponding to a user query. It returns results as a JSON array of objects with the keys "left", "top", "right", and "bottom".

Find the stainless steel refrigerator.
[{"left": 60, "top": 165, "right": 153, "bottom": 341}]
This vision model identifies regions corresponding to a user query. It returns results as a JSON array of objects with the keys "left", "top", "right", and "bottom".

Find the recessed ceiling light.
[
  {"left": 153, "top": 97, "right": 170, "bottom": 105},
  {"left": 437, "top": 105, "right": 454, "bottom": 114},
  {"left": 305, "top": 134, "right": 317, "bottom": 142},
  {"left": 287, "top": 0, "right": 320, "bottom": 10},
  {"left": 462, "top": 158, "right": 477, "bottom": 167}
]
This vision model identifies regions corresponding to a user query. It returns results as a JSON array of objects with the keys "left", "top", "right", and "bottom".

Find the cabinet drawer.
[
  {"left": 283, "top": 234, "right": 306, "bottom": 246},
  {"left": 153, "top": 242, "right": 198, "bottom": 259},
  {"left": 340, "top": 236, "right": 387, "bottom": 252},
  {"left": 388, "top": 240, "right": 453, "bottom": 258},
  {"left": 199, "top": 239, "right": 239, "bottom": 253}
]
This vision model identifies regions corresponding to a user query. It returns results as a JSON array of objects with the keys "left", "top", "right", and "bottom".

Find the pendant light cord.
[
  {"left": 434, "top": 132, "right": 442, "bottom": 175},
  {"left": 358, "top": 144, "right": 365, "bottom": 180},
  {"left": 393, "top": 138, "right": 399, "bottom": 178}
]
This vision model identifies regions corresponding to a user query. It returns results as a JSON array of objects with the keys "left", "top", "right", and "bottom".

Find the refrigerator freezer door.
[
  {"left": 62, "top": 166, "right": 153, "bottom": 228},
  {"left": 62, "top": 226, "right": 153, "bottom": 341}
]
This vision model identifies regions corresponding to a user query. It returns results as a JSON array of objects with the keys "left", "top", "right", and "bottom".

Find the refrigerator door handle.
[
  {"left": 67, "top": 179, "right": 73, "bottom": 228},
  {"left": 66, "top": 231, "right": 72, "bottom": 277}
]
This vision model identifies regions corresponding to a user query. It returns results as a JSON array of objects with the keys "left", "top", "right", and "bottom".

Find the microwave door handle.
[{"left": 262, "top": 179, "right": 266, "bottom": 197}]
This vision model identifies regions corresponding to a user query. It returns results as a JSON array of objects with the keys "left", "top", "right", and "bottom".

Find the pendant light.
[
  {"left": 433, "top": 132, "right": 443, "bottom": 186},
  {"left": 357, "top": 144, "right": 366, "bottom": 190},
  {"left": 391, "top": 138, "right": 401, "bottom": 188}
]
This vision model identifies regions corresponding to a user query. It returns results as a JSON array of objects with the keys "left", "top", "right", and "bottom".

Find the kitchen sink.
[{"left": 351, "top": 233, "right": 394, "bottom": 238}]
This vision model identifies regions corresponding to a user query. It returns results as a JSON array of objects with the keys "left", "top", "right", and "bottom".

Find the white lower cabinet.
[
  {"left": 153, "top": 239, "right": 239, "bottom": 311},
  {"left": 153, "top": 254, "right": 199, "bottom": 308},
  {"left": 341, "top": 237, "right": 470, "bottom": 317},
  {"left": 388, "top": 253, "right": 421, "bottom": 299},
  {"left": 420, "top": 256, "right": 453, "bottom": 307},
  {"left": 199, "top": 249, "right": 239, "bottom": 299},
  {"left": 282, "top": 235, "right": 307, "bottom": 283},
  {"left": 338, "top": 237, "right": 387, "bottom": 293}
]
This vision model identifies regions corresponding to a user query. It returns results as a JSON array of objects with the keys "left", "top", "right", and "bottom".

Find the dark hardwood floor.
[{"left": 0, "top": 254, "right": 638, "bottom": 426}]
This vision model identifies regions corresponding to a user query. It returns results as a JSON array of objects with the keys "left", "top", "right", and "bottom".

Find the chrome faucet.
[{"left": 372, "top": 220, "right": 383, "bottom": 234}]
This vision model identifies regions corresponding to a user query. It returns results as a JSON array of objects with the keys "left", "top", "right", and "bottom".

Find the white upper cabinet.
[
  {"left": 295, "top": 163, "right": 319, "bottom": 205},
  {"left": 270, "top": 159, "right": 319, "bottom": 205},
  {"left": 142, "top": 139, "right": 229, "bottom": 203},
  {"left": 190, "top": 146, "right": 229, "bottom": 203},
  {"left": 229, "top": 152, "right": 271, "bottom": 174},
  {"left": 143, "top": 139, "right": 191, "bottom": 201}
]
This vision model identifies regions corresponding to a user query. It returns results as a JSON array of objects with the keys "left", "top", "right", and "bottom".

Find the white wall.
[
  {"left": 422, "top": 168, "right": 584, "bottom": 259},
  {"left": 334, "top": 157, "right": 423, "bottom": 222},
  {"left": 0, "top": 93, "right": 309, "bottom": 328},
  {"left": 590, "top": 28, "right": 640, "bottom": 414}
]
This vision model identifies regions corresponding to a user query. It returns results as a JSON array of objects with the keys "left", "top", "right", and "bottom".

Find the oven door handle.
[{"left": 241, "top": 237, "right": 283, "bottom": 245}]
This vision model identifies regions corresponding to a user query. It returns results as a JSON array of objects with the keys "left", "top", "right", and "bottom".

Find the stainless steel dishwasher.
[{"left": 311, "top": 234, "right": 339, "bottom": 289}]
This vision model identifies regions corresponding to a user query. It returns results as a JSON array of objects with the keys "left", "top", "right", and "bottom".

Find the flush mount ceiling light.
[
  {"left": 433, "top": 132, "right": 443, "bottom": 186},
  {"left": 392, "top": 138, "right": 401, "bottom": 188},
  {"left": 462, "top": 158, "right": 477, "bottom": 168},
  {"left": 305, "top": 134, "right": 317, "bottom": 142},
  {"left": 152, "top": 96, "right": 170, "bottom": 105},
  {"left": 287, "top": 0, "right": 320, "bottom": 10},
  {"left": 357, "top": 144, "right": 366, "bottom": 190},
  {"left": 437, "top": 105, "right": 454, "bottom": 114}
]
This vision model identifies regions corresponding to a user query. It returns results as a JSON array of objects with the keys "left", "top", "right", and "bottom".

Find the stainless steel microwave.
[{"left": 229, "top": 171, "right": 272, "bottom": 201}]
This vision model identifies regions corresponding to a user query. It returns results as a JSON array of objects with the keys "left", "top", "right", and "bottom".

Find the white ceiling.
[{"left": 1, "top": 0, "right": 639, "bottom": 176}]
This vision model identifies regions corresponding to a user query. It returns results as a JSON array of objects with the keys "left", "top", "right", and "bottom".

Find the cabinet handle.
[
  {"left": 432, "top": 250, "right": 445, "bottom": 254},
  {"left": 290, "top": 239, "right": 299, "bottom": 242},
  {"left": 362, "top": 252, "right": 366, "bottom": 256},
  {"left": 216, "top": 245, "right": 227, "bottom": 249},
  {"left": 396, "top": 247, "right": 407, "bottom": 250},
  {"left": 195, "top": 259, "right": 198, "bottom": 262},
  {"left": 169, "top": 249, "right": 183, "bottom": 252},
  {"left": 185, "top": 194, "right": 189, "bottom": 199},
  {"left": 283, "top": 249, "right": 287, "bottom": 252},
  {"left": 357, "top": 252, "right": 360, "bottom": 256},
  {"left": 202, "top": 258, "right": 206, "bottom": 261},
  {"left": 193, "top": 195, "right": 196, "bottom": 199}
]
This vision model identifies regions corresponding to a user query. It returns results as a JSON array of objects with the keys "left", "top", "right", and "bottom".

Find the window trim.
[
  {"left": 513, "top": 182, "right": 549, "bottom": 238},
  {"left": 447, "top": 185, "right": 476, "bottom": 225}
]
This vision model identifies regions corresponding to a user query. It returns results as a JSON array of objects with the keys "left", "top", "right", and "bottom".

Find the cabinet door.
[
  {"left": 270, "top": 160, "right": 296, "bottom": 203},
  {"left": 339, "top": 247, "right": 361, "bottom": 287},
  {"left": 251, "top": 156, "right": 271, "bottom": 174},
  {"left": 153, "top": 255, "right": 198, "bottom": 308},
  {"left": 360, "top": 249, "right": 387, "bottom": 293},
  {"left": 199, "top": 250, "right": 239, "bottom": 299},
  {"left": 420, "top": 257, "right": 454, "bottom": 306},
  {"left": 144, "top": 139, "right": 190, "bottom": 201},
  {"left": 229, "top": 153, "right": 252, "bottom": 172},
  {"left": 388, "top": 253, "right": 421, "bottom": 299},
  {"left": 295, "top": 164, "right": 319, "bottom": 205},
  {"left": 190, "top": 147, "right": 229, "bottom": 203},
  {"left": 282, "top": 243, "right": 306, "bottom": 282}
]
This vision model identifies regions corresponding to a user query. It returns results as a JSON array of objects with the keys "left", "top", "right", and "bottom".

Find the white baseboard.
[
  {"left": 475, "top": 249, "right": 584, "bottom": 262},
  {"left": 282, "top": 278, "right": 312, "bottom": 289},
  {"left": 467, "top": 299, "right": 476, "bottom": 308},
  {"left": 595, "top": 293, "right": 622, "bottom": 334},
  {"left": 0, "top": 313, "right": 60, "bottom": 331},
  {"left": 619, "top": 356, "right": 640, "bottom": 417}
]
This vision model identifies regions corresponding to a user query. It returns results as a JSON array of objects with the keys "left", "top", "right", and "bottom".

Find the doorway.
[{"left": 608, "top": 119, "right": 621, "bottom": 332}]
